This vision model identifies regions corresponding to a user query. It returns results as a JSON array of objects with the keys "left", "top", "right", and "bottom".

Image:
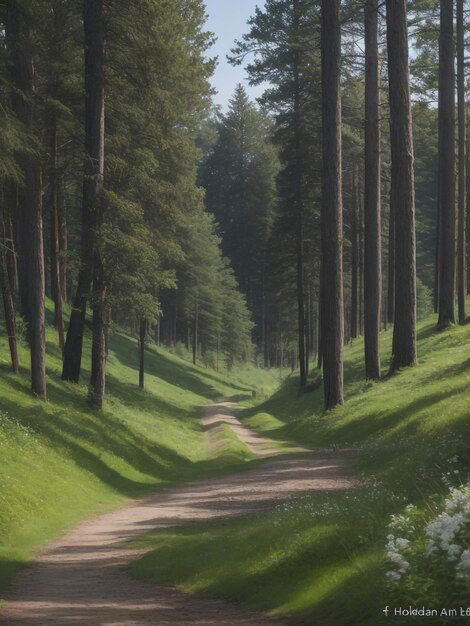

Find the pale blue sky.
[{"left": 204, "top": 0, "right": 266, "bottom": 110}]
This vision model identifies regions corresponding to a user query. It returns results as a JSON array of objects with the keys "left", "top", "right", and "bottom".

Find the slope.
[
  {"left": 0, "top": 301, "right": 278, "bottom": 593},
  {"left": 129, "top": 308, "right": 470, "bottom": 625}
]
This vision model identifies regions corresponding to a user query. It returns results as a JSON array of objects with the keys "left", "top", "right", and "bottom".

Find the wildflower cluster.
[
  {"left": 386, "top": 535, "right": 410, "bottom": 580},
  {"left": 270, "top": 476, "right": 404, "bottom": 530},
  {"left": 385, "top": 484, "right": 470, "bottom": 605},
  {"left": 425, "top": 484, "right": 470, "bottom": 579},
  {"left": 386, "top": 504, "right": 418, "bottom": 582}
]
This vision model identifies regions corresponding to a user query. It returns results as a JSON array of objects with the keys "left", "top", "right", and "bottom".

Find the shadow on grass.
[
  {"left": 0, "top": 368, "right": 260, "bottom": 501},
  {"left": 110, "top": 332, "right": 253, "bottom": 397},
  {"left": 132, "top": 512, "right": 385, "bottom": 626}
]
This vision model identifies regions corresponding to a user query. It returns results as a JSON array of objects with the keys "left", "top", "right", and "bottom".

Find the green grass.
[
  {"left": 130, "top": 308, "right": 470, "bottom": 625},
  {"left": 0, "top": 301, "right": 278, "bottom": 592}
]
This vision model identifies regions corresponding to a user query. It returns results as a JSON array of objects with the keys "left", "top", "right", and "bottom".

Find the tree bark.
[
  {"left": 262, "top": 290, "right": 269, "bottom": 368},
  {"left": 139, "top": 317, "right": 146, "bottom": 390},
  {"left": 305, "top": 287, "right": 310, "bottom": 376},
  {"left": 386, "top": 0, "right": 417, "bottom": 371},
  {"left": 88, "top": 253, "right": 106, "bottom": 409},
  {"left": 293, "top": 0, "right": 307, "bottom": 388},
  {"left": 317, "top": 291, "right": 323, "bottom": 370},
  {"left": 321, "top": 0, "right": 344, "bottom": 409},
  {"left": 192, "top": 300, "right": 198, "bottom": 365},
  {"left": 387, "top": 189, "right": 395, "bottom": 324},
  {"left": 4, "top": 184, "right": 18, "bottom": 305},
  {"left": 467, "top": 105, "right": 470, "bottom": 295},
  {"left": 456, "top": 0, "right": 466, "bottom": 324},
  {"left": 0, "top": 210, "right": 19, "bottom": 374},
  {"left": 58, "top": 180, "right": 67, "bottom": 302},
  {"left": 358, "top": 173, "right": 364, "bottom": 336},
  {"left": 364, "top": 0, "right": 382, "bottom": 379},
  {"left": 437, "top": 0, "right": 456, "bottom": 328},
  {"left": 29, "top": 165, "right": 47, "bottom": 399},
  {"left": 49, "top": 117, "right": 65, "bottom": 351},
  {"left": 62, "top": 0, "right": 105, "bottom": 382},
  {"left": 350, "top": 168, "right": 358, "bottom": 340}
]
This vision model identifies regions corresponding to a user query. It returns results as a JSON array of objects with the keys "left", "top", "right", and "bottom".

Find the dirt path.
[
  {"left": 201, "top": 400, "right": 305, "bottom": 456},
  {"left": 0, "top": 401, "right": 356, "bottom": 625}
]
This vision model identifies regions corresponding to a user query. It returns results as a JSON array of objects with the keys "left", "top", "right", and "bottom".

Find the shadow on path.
[{"left": 0, "top": 401, "right": 357, "bottom": 626}]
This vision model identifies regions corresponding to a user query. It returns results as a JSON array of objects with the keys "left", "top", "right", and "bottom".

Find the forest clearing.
[{"left": 1, "top": 0, "right": 470, "bottom": 624}]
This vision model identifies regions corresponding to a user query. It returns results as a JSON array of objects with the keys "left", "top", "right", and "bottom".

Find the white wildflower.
[{"left": 447, "top": 544, "right": 461, "bottom": 561}]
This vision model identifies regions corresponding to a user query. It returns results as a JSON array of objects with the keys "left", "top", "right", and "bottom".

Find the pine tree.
[
  {"left": 456, "top": 0, "right": 466, "bottom": 324},
  {"left": 230, "top": 0, "right": 322, "bottom": 383},
  {"left": 62, "top": 0, "right": 105, "bottom": 389},
  {"left": 386, "top": 0, "right": 417, "bottom": 371},
  {"left": 321, "top": 0, "right": 344, "bottom": 408},
  {"left": 200, "top": 85, "right": 278, "bottom": 363},
  {"left": 364, "top": 0, "right": 382, "bottom": 379},
  {"left": 437, "top": 0, "right": 455, "bottom": 328},
  {"left": 5, "top": 0, "right": 47, "bottom": 399}
]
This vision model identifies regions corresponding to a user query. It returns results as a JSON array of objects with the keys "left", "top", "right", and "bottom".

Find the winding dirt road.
[{"left": 0, "top": 401, "right": 356, "bottom": 625}]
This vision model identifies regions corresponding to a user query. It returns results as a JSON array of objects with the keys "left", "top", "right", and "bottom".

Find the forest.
[{"left": 0, "top": 0, "right": 469, "bottom": 625}]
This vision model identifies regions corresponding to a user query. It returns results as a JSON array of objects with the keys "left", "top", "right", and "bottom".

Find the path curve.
[{"left": 0, "top": 401, "right": 356, "bottom": 625}]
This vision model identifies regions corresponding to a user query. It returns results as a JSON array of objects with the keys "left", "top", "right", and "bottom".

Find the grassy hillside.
[
  {"left": 0, "top": 303, "right": 278, "bottom": 593},
  {"left": 130, "top": 310, "right": 470, "bottom": 625}
]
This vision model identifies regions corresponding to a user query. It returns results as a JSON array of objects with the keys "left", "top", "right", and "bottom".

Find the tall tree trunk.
[
  {"left": 6, "top": 2, "right": 30, "bottom": 326},
  {"left": 350, "top": 169, "right": 358, "bottom": 340},
  {"left": 262, "top": 289, "right": 269, "bottom": 368},
  {"left": 173, "top": 303, "right": 178, "bottom": 346},
  {"left": 321, "top": 0, "right": 344, "bottom": 409},
  {"left": 62, "top": 0, "right": 105, "bottom": 382},
  {"left": 364, "top": 0, "right": 382, "bottom": 379},
  {"left": 0, "top": 206, "right": 19, "bottom": 374},
  {"left": 58, "top": 180, "right": 67, "bottom": 302},
  {"left": 387, "top": 192, "right": 395, "bottom": 324},
  {"left": 88, "top": 253, "right": 106, "bottom": 409},
  {"left": 305, "top": 287, "right": 310, "bottom": 376},
  {"left": 386, "top": 0, "right": 417, "bottom": 371},
  {"left": 4, "top": 183, "right": 18, "bottom": 302},
  {"left": 139, "top": 317, "right": 146, "bottom": 390},
  {"left": 293, "top": 0, "right": 307, "bottom": 388},
  {"left": 0, "top": 258, "right": 19, "bottom": 374},
  {"left": 457, "top": 0, "right": 466, "bottom": 324},
  {"left": 49, "top": 117, "right": 65, "bottom": 351},
  {"left": 192, "top": 300, "right": 198, "bottom": 365},
  {"left": 309, "top": 288, "right": 315, "bottom": 356},
  {"left": 358, "top": 173, "right": 364, "bottom": 336},
  {"left": 29, "top": 165, "right": 47, "bottom": 399},
  {"left": 437, "top": 0, "right": 456, "bottom": 328},
  {"left": 467, "top": 105, "right": 470, "bottom": 295},
  {"left": 317, "top": 292, "right": 323, "bottom": 370},
  {"left": 6, "top": 0, "right": 46, "bottom": 399}
]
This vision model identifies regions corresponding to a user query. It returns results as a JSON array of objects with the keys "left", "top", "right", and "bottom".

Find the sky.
[{"left": 204, "top": 0, "right": 266, "bottom": 110}]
